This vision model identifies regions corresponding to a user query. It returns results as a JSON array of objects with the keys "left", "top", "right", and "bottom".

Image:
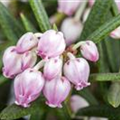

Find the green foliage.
[
  {"left": 76, "top": 104, "right": 120, "bottom": 120},
  {"left": 90, "top": 73, "right": 120, "bottom": 82},
  {"left": 29, "top": 0, "right": 51, "bottom": 32},
  {"left": 0, "top": 98, "right": 46, "bottom": 120},
  {"left": 0, "top": 2, "right": 25, "bottom": 42},
  {"left": 107, "top": 82, "right": 120, "bottom": 108},
  {"left": 20, "top": 13, "right": 37, "bottom": 32}
]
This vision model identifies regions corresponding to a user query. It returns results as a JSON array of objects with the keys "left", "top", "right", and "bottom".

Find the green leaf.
[
  {"left": 29, "top": 0, "right": 51, "bottom": 32},
  {"left": 90, "top": 73, "right": 120, "bottom": 82},
  {"left": 73, "top": 88, "right": 98, "bottom": 105},
  {"left": 76, "top": 105, "right": 120, "bottom": 120},
  {"left": 30, "top": 104, "right": 48, "bottom": 120},
  {"left": 0, "top": 2, "right": 25, "bottom": 42},
  {"left": 80, "top": 0, "right": 112, "bottom": 40},
  {"left": 20, "top": 13, "right": 37, "bottom": 32},
  {"left": 0, "top": 98, "right": 42, "bottom": 120},
  {"left": 107, "top": 82, "right": 120, "bottom": 108},
  {"left": 87, "top": 14, "right": 120, "bottom": 44},
  {"left": 55, "top": 103, "right": 71, "bottom": 120}
]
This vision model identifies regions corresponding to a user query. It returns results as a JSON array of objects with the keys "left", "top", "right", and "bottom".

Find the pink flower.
[
  {"left": 110, "top": 26, "right": 120, "bottom": 39},
  {"left": 58, "top": 0, "right": 81, "bottom": 16},
  {"left": 16, "top": 32, "right": 38, "bottom": 53},
  {"left": 2, "top": 46, "right": 37, "bottom": 78},
  {"left": 61, "top": 18, "right": 83, "bottom": 46},
  {"left": 37, "top": 30, "right": 66, "bottom": 59},
  {"left": 64, "top": 57, "right": 90, "bottom": 90},
  {"left": 80, "top": 41, "right": 99, "bottom": 62},
  {"left": 43, "top": 76, "right": 71, "bottom": 108},
  {"left": 70, "top": 95, "right": 89, "bottom": 113},
  {"left": 14, "top": 68, "right": 45, "bottom": 108},
  {"left": 44, "top": 57, "right": 62, "bottom": 80}
]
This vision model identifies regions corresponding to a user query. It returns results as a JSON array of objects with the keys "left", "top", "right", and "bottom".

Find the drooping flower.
[
  {"left": 64, "top": 55, "right": 90, "bottom": 90},
  {"left": 16, "top": 32, "right": 38, "bottom": 53},
  {"left": 43, "top": 76, "right": 71, "bottom": 108},
  {"left": 58, "top": 0, "right": 81, "bottom": 16},
  {"left": 44, "top": 57, "right": 62, "bottom": 80},
  {"left": 80, "top": 41, "right": 99, "bottom": 62},
  {"left": 37, "top": 30, "right": 66, "bottom": 59},
  {"left": 2, "top": 46, "right": 37, "bottom": 78},
  {"left": 14, "top": 68, "right": 45, "bottom": 107},
  {"left": 61, "top": 17, "right": 83, "bottom": 46}
]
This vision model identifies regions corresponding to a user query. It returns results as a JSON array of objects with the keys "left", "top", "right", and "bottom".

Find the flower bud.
[
  {"left": 43, "top": 76, "right": 71, "bottom": 108},
  {"left": 80, "top": 41, "right": 99, "bottom": 62},
  {"left": 2, "top": 46, "right": 37, "bottom": 78},
  {"left": 58, "top": 0, "right": 81, "bottom": 16},
  {"left": 14, "top": 68, "right": 45, "bottom": 107},
  {"left": 61, "top": 18, "right": 83, "bottom": 46},
  {"left": 44, "top": 57, "right": 62, "bottom": 80},
  {"left": 37, "top": 30, "right": 66, "bottom": 59},
  {"left": 110, "top": 26, "right": 120, "bottom": 39},
  {"left": 16, "top": 32, "right": 38, "bottom": 53},
  {"left": 64, "top": 57, "right": 90, "bottom": 90},
  {"left": 2, "top": 46, "right": 23, "bottom": 78},
  {"left": 70, "top": 95, "right": 89, "bottom": 113}
]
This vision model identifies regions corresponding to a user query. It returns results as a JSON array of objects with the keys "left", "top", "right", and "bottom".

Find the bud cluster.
[{"left": 2, "top": 29, "right": 99, "bottom": 108}]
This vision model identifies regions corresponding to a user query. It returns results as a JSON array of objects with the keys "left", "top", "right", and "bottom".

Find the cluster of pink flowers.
[
  {"left": 2, "top": 0, "right": 100, "bottom": 108},
  {"left": 2, "top": 29, "right": 99, "bottom": 108}
]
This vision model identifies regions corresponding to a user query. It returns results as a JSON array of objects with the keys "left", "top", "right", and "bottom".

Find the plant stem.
[
  {"left": 74, "top": 0, "right": 88, "bottom": 21},
  {"left": 67, "top": 52, "right": 76, "bottom": 59},
  {"left": 34, "top": 60, "right": 45, "bottom": 70},
  {"left": 72, "top": 41, "right": 85, "bottom": 50}
]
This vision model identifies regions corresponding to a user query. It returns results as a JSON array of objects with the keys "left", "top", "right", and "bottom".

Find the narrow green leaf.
[
  {"left": 87, "top": 14, "right": 120, "bottom": 44},
  {"left": 0, "top": 2, "right": 25, "bottom": 41},
  {"left": 76, "top": 105, "right": 120, "bottom": 120},
  {"left": 0, "top": 98, "right": 41, "bottom": 119},
  {"left": 29, "top": 0, "right": 51, "bottom": 32},
  {"left": 20, "top": 13, "right": 37, "bottom": 32},
  {"left": 90, "top": 73, "right": 120, "bottom": 82},
  {"left": 107, "top": 82, "right": 120, "bottom": 108},
  {"left": 80, "top": 0, "right": 112, "bottom": 40}
]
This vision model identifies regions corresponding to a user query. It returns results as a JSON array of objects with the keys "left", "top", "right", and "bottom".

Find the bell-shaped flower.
[
  {"left": 43, "top": 76, "right": 71, "bottom": 108},
  {"left": 37, "top": 30, "right": 66, "bottom": 59},
  {"left": 44, "top": 57, "right": 62, "bottom": 80},
  {"left": 61, "top": 17, "right": 83, "bottom": 46},
  {"left": 58, "top": 0, "right": 81, "bottom": 16},
  {"left": 14, "top": 68, "right": 45, "bottom": 107},
  {"left": 16, "top": 32, "right": 38, "bottom": 53},
  {"left": 80, "top": 41, "right": 99, "bottom": 62},
  {"left": 64, "top": 57, "right": 90, "bottom": 90},
  {"left": 2, "top": 46, "right": 37, "bottom": 78}
]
